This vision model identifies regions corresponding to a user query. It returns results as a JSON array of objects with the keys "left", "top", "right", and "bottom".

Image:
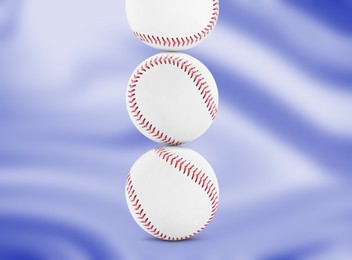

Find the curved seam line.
[{"left": 133, "top": 0, "right": 219, "bottom": 48}]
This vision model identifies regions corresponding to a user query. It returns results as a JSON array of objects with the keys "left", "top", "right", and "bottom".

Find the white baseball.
[
  {"left": 126, "top": 146, "right": 219, "bottom": 240},
  {"left": 127, "top": 53, "right": 219, "bottom": 145},
  {"left": 126, "top": 0, "right": 219, "bottom": 51}
]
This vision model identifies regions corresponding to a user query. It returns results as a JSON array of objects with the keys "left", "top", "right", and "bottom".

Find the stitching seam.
[
  {"left": 134, "top": 0, "right": 219, "bottom": 48},
  {"left": 128, "top": 54, "right": 218, "bottom": 145},
  {"left": 126, "top": 147, "right": 219, "bottom": 241}
]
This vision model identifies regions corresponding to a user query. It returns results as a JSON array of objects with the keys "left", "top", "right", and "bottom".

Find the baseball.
[
  {"left": 127, "top": 53, "right": 219, "bottom": 145},
  {"left": 126, "top": 146, "right": 219, "bottom": 240},
  {"left": 126, "top": 0, "right": 219, "bottom": 51}
]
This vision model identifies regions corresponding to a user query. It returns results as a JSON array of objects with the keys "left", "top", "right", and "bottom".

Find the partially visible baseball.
[
  {"left": 126, "top": 0, "right": 219, "bottom": 51},
  {"left": 126, "top": 146, "right": 219, "bottom": 240},
  {"left": 127, "top": 53, "right": 219, "bottom": 145}
]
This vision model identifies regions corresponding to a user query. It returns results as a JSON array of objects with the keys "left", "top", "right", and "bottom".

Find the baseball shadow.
[{"left": 142, "top": 236, "right": 205, "bottom": 243}]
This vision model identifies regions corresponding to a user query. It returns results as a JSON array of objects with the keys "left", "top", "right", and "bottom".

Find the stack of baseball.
[{"left": 125, "top": 0, "right": 220, "bottom": 241}]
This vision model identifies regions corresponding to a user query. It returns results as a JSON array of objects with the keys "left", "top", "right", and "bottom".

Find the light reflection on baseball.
[
  {"left": 126, "top": 0, "right": 219, "bottom": 51},
  {"left": 126, "top": 52, "right": 219, "bottom": 145},
  {"left": 126, "top": 146, "right": 219, "bottom": 240}
]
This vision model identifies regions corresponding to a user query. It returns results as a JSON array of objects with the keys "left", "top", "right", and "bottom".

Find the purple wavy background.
[{"left": 0, "top": 0, "right": 351, "bottom": 259}]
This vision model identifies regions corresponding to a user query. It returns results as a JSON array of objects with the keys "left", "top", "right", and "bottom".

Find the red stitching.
[
  {"left": 129, "top": 72, "right": 183, "bottom": 146},
  {"left": 134, "top": 0, "right": 219, "bottom": 49},
  {"left": 156, "top": 147, "right": 219, "bottom": 231},
  {"left": 127, "top": 172, "right": 193, "bottom": 240},
  {"left": 128, "top": 54, "right": 218, "bottom": 145},
  {"left": 126, "top": 148, "right": 219, "bottom": 241}
]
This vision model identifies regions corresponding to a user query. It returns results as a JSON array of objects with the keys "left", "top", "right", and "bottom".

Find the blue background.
[{"left": 0, "top": 0, "right": 351, "bottom": 259}]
